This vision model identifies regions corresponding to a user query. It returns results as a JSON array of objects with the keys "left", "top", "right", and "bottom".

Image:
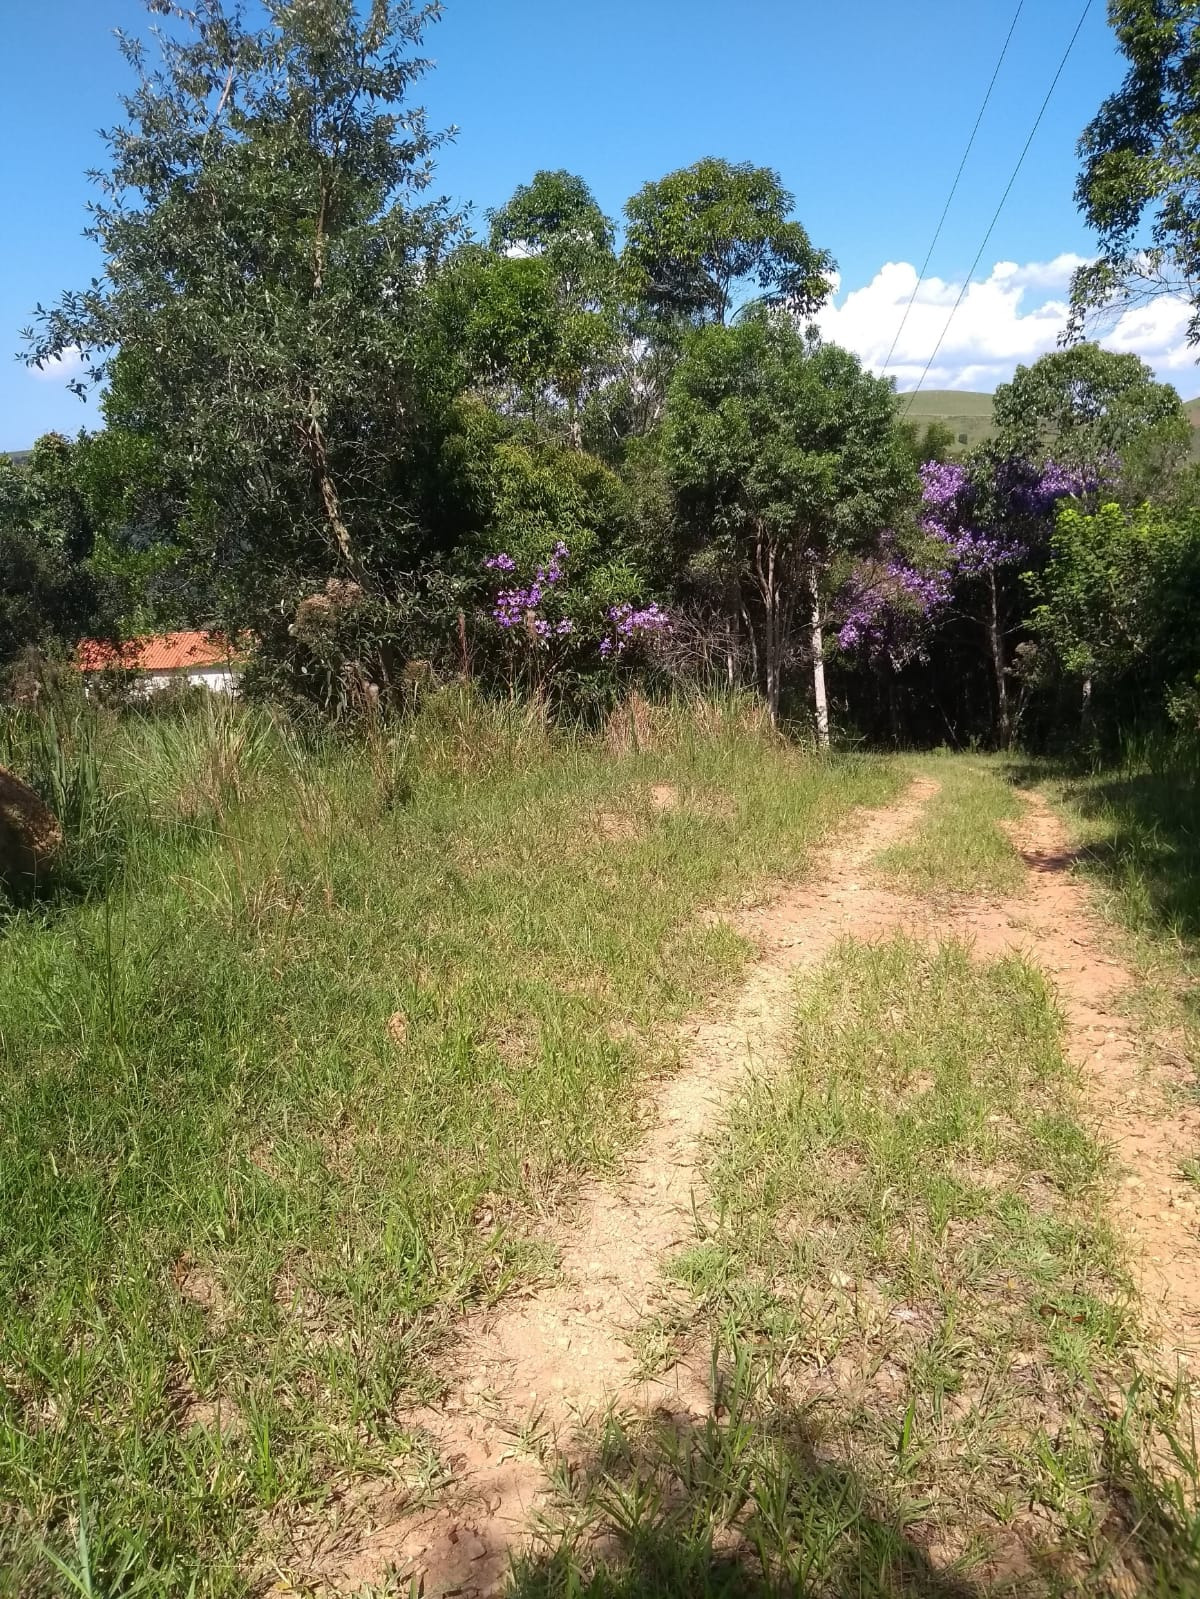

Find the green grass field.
[
  {"left": 0, "top": 694, "right": 895, "bottom": 1596},
  {"left": 4, "top": 710, "right": 1199, "bottom": 1596},
  {"left": 895, "top": 389, "right": 999, "bottom": 451},
  {"left": 897, "top": 389, "right": 1200, "bottom": 460}
]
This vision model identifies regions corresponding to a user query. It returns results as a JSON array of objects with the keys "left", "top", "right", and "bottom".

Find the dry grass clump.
[{"left": 604, "top": 690, "right": 775, "bottom": 757}]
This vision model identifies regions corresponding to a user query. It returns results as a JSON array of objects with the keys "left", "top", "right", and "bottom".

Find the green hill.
[
  {"left": 900, "top": 388, "right": 1200, "bottom": 459},
  {"left": 896, "top": 390, "right": 997, "bottom": 450}
]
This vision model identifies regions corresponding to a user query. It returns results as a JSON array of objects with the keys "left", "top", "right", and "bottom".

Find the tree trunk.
[
  {"left": 756, "top": 535, "right": 783, "bottom": 726},
  {"left": 986, "top": 570, "right": 1011, "bottom": 747},
  {"left": 741, "top": 602, "right": 758, "bottom": 693},
  {"left": 808, "top": 570, "right": 829, "bottom": 749},
  {"left": 303, "top": 387, "right": 356, "bottom": 570}
]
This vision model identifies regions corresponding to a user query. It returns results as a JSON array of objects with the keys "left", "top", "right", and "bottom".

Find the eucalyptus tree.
[
  {"left": 1071, "top": 0, "right": 1200, "bottom": 341},
  {"left": 24, "top": 0, "right": 456, "bottom": 643},
  {"left": 623, "top": 158, "right": 834, "bottom": 329},
  {"left": 440, "top": 171, "right": 621, "bottom": 448},
  {"left": 661, "top": 313, "right": 914, "bottom": 738}
]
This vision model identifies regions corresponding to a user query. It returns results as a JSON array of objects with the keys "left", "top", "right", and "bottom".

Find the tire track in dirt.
[
  {"left": 287, "top": 778, "right": 939, "bottom": 1597},
  {"left": 932, "top": 790, "right": 1200, "bottom": 1366}
]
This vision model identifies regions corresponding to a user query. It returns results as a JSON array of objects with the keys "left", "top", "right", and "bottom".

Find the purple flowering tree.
[
  {"left": 923, "top": 456, "right": 1100, "bottom": 743},
  {"left": 481, "top": 542, "right": 671, "bottom": 694},
  {"left": 482, "top": 542, "right": 576, "bottom": 696},
  {"left": 838, "top": 453, "right": 1102, "bottom": 743},
  {"left": 598, "top": 602, "right": 672, "bottom": 661}
]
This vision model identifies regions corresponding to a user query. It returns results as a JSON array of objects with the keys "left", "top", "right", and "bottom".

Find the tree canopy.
[
  {"left": 661, "top": 313, "right": 914, "bottom": 731},
  {"left": 1071, "top": 0, "right": 1200, "bottom": 340},
  {"left": 8, "top": 0, "right": 1200, "bottom": 751},
  {"left": 993, "top": 344, "right": 1188, "bottom": 474},
  {"left": 25, "top": 0, "right": 454, "bottom": 625},
  {"left": 622, "top": 158, "right": 835, "bottom": 328}
]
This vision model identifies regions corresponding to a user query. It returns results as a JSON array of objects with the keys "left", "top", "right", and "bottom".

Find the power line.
[
  {"left": 901, "top": 0, "right": 1095, "bottom": 417},
  {"left": 882, "top": 0, "right": 1025, "bottom": 376}
]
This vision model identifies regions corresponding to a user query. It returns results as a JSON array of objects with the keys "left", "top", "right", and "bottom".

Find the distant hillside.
[
  {"left": 896, "top": 391, "right": 997, "bottom": 450},
  {"left": 900, "top": 389, "right": 1200, "bottom": 460}
]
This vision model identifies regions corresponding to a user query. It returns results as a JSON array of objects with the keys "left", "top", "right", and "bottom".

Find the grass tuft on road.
[
  {"left": 877, "top": 756, "right": 1025, "bottom": 897},
  {"left": 513, "top": 936, "right": 1200, "bottom": 1597}
]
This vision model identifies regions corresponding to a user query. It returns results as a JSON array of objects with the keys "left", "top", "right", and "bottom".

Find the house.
[{"left": 76, "top": 630, "right": 245, "bottom": 697}]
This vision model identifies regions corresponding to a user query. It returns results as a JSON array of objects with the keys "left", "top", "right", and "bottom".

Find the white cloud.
[
  {"left": 815, "top": 256, "right": 1200, "bottom": 394},
  {"left": 29, "top": 346, "right": 86, "bottom": 383}
]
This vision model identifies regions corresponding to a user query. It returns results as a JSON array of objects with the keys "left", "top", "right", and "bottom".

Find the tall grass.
[{"left": 0, "top": 690, "right": 896, "bottom": 1597}]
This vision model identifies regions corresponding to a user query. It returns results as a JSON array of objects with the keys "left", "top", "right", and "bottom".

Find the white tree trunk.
[{"left": 809, "top": 574, "right": 829, "bottom": 749}]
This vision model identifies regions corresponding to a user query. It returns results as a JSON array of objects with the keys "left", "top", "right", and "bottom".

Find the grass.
[
  {"left": 1047, "top": 738, "right": 1200, "bottom": 952},
  {"left": 894, "top": 391, "right": 998, "bottom": 452},
  {"left": 0, "top": 691, "right": 897, "bottom": 1597},
  {"left": 1035, "top": 734, "right": 1200, "bottom": 1099},
  {"left": 900, "top": 392, "right": 1200, "bottom": 459},
  {"left": 876, "top": 755, "right": 1025, "bottom": 897},
  {"left": 512, "top": 937, "right": 1200, "bottom": 1596}
]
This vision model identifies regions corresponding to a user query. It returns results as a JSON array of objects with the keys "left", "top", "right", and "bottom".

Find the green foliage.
[
  {"left": 661, "top": 313, "right": 915, "bottom": 721},
  {"left": 24, "top": 0, "right": 456, "bottom": 645},
  {"left": 993, "top": 343, "right": 1189, "bottom": 475},
  {"left": 622, "top": 158, "right": 834, "bottom": 328},
  {"left": 896, "top": 417, "right": 957, "bottom": 466},
  {"left": 1071, "top": 2, "right": 1200, "bottom": 342},
  {"left": 0, "top": 443, "right": 115, "bottom": 675},
  {"left": 436, "top": 171, "right": 622, "bottom": 447},
  {"left": 1029, "top": 500, "right": 1200, "bottom": 708}
]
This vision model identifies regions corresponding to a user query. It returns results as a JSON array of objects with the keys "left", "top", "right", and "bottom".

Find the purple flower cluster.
[
  {"left": 837, "top": 537, "right": 953, "bottom": 664},
  {"left": 488, "top": 541, "right": 571, "bottom": 640},
  {"left": 599, "top": 602, "right": 672, "bottom": 658},
  {"left": 482, "top": 542, "right": 670, "bottom": 665},
  {"left": 839, "top": 453, "right": 1105, "bottom": 664}
]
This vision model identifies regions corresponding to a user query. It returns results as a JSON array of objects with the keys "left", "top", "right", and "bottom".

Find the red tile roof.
[{"left": 76, "top": 630, "right": 245, "bottom": 673}]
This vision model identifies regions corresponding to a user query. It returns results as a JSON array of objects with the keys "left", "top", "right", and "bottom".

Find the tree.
[
  {"left": 661, "top": 314, "right": 915, "bottom": 736},
  {"left": 24, "top": 0, "right": 455, "bottom": 672},
  {"left": 1029, "top": 499, "right": 1200, "bottom": 727},
  {"left": 993, "top": 344, "right": 1188, "bottom": 478},
  {"left": 623, "top": 158, "right": 834, "bottom": 329},
  {"left": 1071, "top": 1, "right": 1200, "bottom": 340},
  {"left": 487, "top": 168, "right": 613, "bottom": 259},
  {"left": 0, "top": 445, "right": 114, "bottom": 676},
  {"left": 438, "top": 173, "right": 620, "bottom": 448}
]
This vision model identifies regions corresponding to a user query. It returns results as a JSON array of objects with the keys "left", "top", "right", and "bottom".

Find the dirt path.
[
  {"left": 287, "top": 780, "right": 1200, "bottom": 1597},
  {"left": 934, "top": 790, "right": 1200, "bottom": 1365},
  {"left": 290, "top": 778, "right": 938, "bottom": 1596}
]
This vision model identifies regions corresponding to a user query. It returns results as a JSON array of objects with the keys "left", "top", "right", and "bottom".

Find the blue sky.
[{"left": 2, "top": 0, "right": 1193, "bottom": 451}]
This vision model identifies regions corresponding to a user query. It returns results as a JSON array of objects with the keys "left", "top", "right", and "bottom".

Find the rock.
[{"left": 0, "top": 765, "right": 63, "bottom": 886}]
